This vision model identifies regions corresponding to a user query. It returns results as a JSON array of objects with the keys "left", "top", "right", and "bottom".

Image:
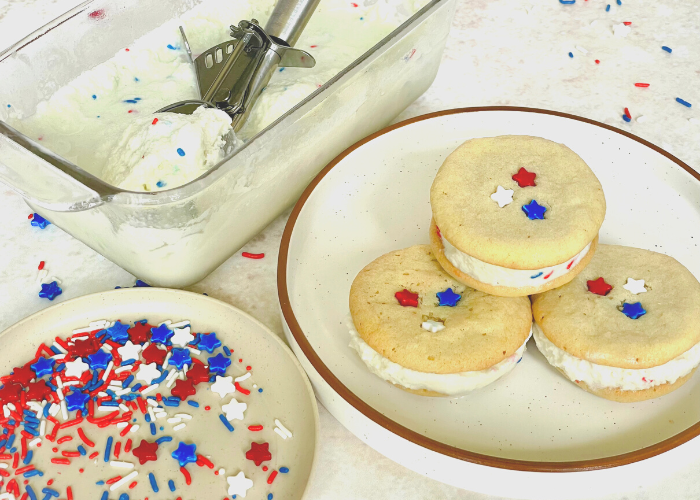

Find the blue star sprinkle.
[
  {"left": 197, "top": 332, "right": 222, "bottom": 353},
  {"left": 87, "top": 349, "right": 113, "bottom": 370},
  {"left": 207, "top": 353, "right": 231, "bottom": 375},
  {"left": 171, "top": 442, "right": 197, "bottom": 466},
  {"left": 65, "top": 389, "right": 90, "bottom": 412},
  {"left": 150, "top": 324, "right": 174, "bottom": 345},
  {"left": 105, "top": 321, "right": 130, "bottom": 344},
  {"left": 168, "top": 348, "right": 192, "bottom": 370},
  {"left": 436, "top": 288, "right": 461, "bottom": 307},
  {"left": 30, "top": 214, "right": 51, "bottom": 229},
  {"left": 134, "top": 280, "right": 151, "bottom": 287},
  {"left": 621, "top": 302, "right": 646, "bottom": 320},
  {"left": 522, "top": 200, "right": 547, "bottom": 220},
  {"left": 30, "top": 357, "right": 55, "bottom": 378},
  {"left": 39, "top": 281, "right": 62, "bottom": 301}
]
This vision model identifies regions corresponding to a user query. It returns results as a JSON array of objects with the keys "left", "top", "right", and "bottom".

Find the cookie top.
[
  {"left": 349, "top": 245, "right": 532, "bottom": 373},
  {"left": 430, "top": 135, "right": 606, "bottom": 269},
  {"left": 532, "top": 244, "right": 700, "bottom": 369}
]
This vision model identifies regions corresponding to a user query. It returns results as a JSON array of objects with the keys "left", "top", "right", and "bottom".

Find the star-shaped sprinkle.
[
  {"left": 222, "top": 398, "right": 247, "bottom": 421},
  {"left": 621, "top": 302, "right": 647, "bottom": 320},
  {"left": 186, "top": 363, "right": 210, "bottom": 385},
  {"left": 170, "top": 326, "right": 194, "bottom": 347},
  {"left": 522, "top": 200, "right": 547, "bottom": 220},
  {"left": 30, "top": 357, "right": 55, "bottom": 377},
  {"left": 11, "top": 364, "right": 35, "bottom": 387},
  {"left": 421, "top": 320, "right": 445, "bottom": 333},
  {"left": 142, "top": 344, "right": 168, "bottom": 365},
  {"left": 128, "top": 321, "right": 153, "bottom": 344},
  {"left": 63, "top": 358, "right": 90, "bottom": 378},
  {"left": 197, "top": 332, "right": 222, "bottom": 353},
  {"left": 623, "top": 278, "right": 647, "bottom": 295},
  {"left": 136, "top": 363, "right": 162, "bottom": 385},
  {"left": 0, "top": 383, "right": 23, "bottom": 405},
  {"left": 170, "top": 378, "right": 197, "bottom": 400},
  {"left": 395, "top": 289, "right": 419, "bottom": 307},
  {"left": 490, "top": 186, "right": 514, "bottom": 207},
  {"left": 150, "top": 324, "right": 173, "bottom": 345},
  {"left": 117, "top": 341, "right": 143, "bottom": 361},
  {"left": 208, "top": 353, "right": 231, "bottom": 375},
  {"left": 436, "top": 288, "right": 461, "bottom": 307},
  {"left": 25, "top": 380, "right": 52, "bottom": 401},
  {"left": 245, "top": 442, "right": 271, "bottom": 466},
  {"left": 70, "top": 337, "right": 101, "bottom": 358},
  {"left": 39, "top": 281, "right": 62, "bottom": 301},
  {"left": 171, "top": 442, "right": 198, "bottom": 466},
  {"left": 65, "top": 389, "right": 90, "bottom": 412},
  {"left": 211, "top": 376, "right": 237, "bottom": 398},
  {"left": 132, "top": 439, "right": 159, "bottom": 465},
  {"left": 30, "top": 213, "right": 51, "bottom": 229},
  {"left": 512, "top": 167, "right": 537, "bottom": 187},
  {"left": 87, "top": 349, "right": 112, "bottom": 370},
  {"left": 227, "top": 471, "right": 254, "bottom": 498},
  {"left": 587, "top": 277, "right": 613, "bottom": 296},
  {"left": 105, "top": 321, "right": 130, "bottom": 344},
  {"left": 168, "top": 348, "right": 192, "bottom": 370}
]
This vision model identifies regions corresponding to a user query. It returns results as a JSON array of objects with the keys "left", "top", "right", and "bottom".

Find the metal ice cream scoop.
[{"left": 158, "top": 0, "right": 321, "bottom": 132}]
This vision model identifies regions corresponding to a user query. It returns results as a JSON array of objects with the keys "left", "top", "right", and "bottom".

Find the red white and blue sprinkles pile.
[{"left": 0, "top": 318, "right": 293, "bottom": 499}]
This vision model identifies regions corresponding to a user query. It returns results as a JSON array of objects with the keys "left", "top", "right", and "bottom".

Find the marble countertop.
[{"left": 1, "top": 0, "right": 699, "bottom": 498}]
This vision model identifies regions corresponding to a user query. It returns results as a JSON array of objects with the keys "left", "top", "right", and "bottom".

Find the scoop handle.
[{"left": 265, "top": 0, "right": 322, "bottom": 46}]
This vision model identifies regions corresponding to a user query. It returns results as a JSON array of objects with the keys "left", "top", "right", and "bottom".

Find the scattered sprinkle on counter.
[
  {"left": 176, "top": 148, "right": 185, "bottom": 157},
  {"left": 30, "top": 213, "right": 51, "bottom": 229},
  {"left": 662, "top": 46, "right": 672, "bottom": 53},
  {"left": 241, "top": 252, "right": 265, "bottom": 259},
  {"left": 676, "top": 98, "right": 692, "bottom": 108}
]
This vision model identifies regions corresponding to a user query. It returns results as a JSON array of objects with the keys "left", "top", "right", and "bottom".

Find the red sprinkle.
[
  {"left": 566, "top": 260, "right": 575, "bottom": 270},
  {"left": 38, "top": 261, "right": 45, "bottom": 270},
  {"left": 88, "top": 9, "right": 105, "bottom": 20},
  {"left": 28, "top": 214, "right": 33, "bottom": 220},
  {"left": 57, "top": 436, "right": 72, "bottom": 444},
  {"left": 114, "top": 441, "right": 122, "bottom": 459},
  {"left": 634, "top": 83, "right": 650, "bottom": 87},
  {"left": 543, "top": 270, "right": 554, "bottom": 280},
  {"left": 267, "top": 470, "right": 278, "bottom": 485},
  {"left": 129, "top": 481, "right": 138, "bottom": 489},
  {"left": 204, "top": 406, "right": 211, "bottom": 411},
  {"left": 624, "top": 107, "right": 632, "bottom": 119},
  {"left": 89, "top": 452, "right": 99, "bottom": 460},
  {"left": 248, "top": 425, "right": 263, "bottom": 432},
  {"left": 125, "top": 439, "right": 133, "bottom": 453},
  {"left": 67, "top": 486, "right": 73, "bottom": 500},
  {"left": 623, "top": 21, "right": 632, "bottom": 25},
  {"left": 595, "top": 59, "right": 600, "bottom": 64},
  {"left": 62, "top": 451, "right": 81, "bottom": 458},
  {"left": 180, "top": 466, "right": 192, "bottom": 485},
  {"left": 196, "top": 455, "right": 214, "bottom": 469},
  {"left": 14, "top": 465, "right": 34, "bottom": 475},
  {"left": 351, "top": 2, "right": 358, "bottom": 6},
  {"left": 77, "top": 428, "right": 95, "bottom": 447},
  {"left": 242, "top": 252, "right": 265, "bottom": 259},
  {"left": 234, "top": 382, "right": 250, "bottom": 395},
  {"left": 50, "top": 459, "right": 70, "bottom": 465},
  {"left": 246, "top": 366, "right": 251, "bottom": 371},
  {"left": 106, "top": 475, "right": 123, "bottom": 485},
  {"left": 152, "top": 118, "right": 159, "bottom": 125}
]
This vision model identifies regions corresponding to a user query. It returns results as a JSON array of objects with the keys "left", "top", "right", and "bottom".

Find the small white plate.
[
  {"left": 279, "top": 107, "right": 700, "bottom": 499},
  {"left": 0, "top": 288, "right": 318, "bottom": 500}
]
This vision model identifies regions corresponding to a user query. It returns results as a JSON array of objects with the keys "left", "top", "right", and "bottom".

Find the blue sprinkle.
[
  {"left": 122, "top": 375, "right": 134, "bottom": 388},
  {"left": 119, "top": 494, "right": 129, "bottom": 500},
  {"left": 50, "top": 346, "right": 61, "bottom": 355},
  {"left": 134, "top": 77, "right": 140, "bottom": 82},
  {"left": 96, "top": 481, "right": 105, "bottom": 485},
  {"left": 258, "top": 388, "right": 263, "bottom": 393},
  {"left": 517, "top": 357, "right": 523, "bottom": 364},
  {"left": 41, "top": 488, "right": 59, "bottom": 498},
  {"left": 155, "top": 436, "right": 173, "bottom": 445},
  {"left": 0, "top": 439, "right": 6, "bottom": 448},
  {"left": 219, "top": 414, "right": 234, "bottom": 432},
  {"left": 43, "top": 405, "right": 50, "bottom": 418},
  {"left": 223, "top": 346, "right": 231, "bottom": 356},
  {"left": 530, "top": 272, "right": 544, "bottom": 279},
  {"left": 168, "top": 479, "right": 176, "bottom": 492},
  {"left": 134, "top": 97, "right": 142, "bottom": 101},
  {"left": 622, "top": 114, "right": 631, "bottom": 122},
  {"left": 177, "top": 148, "right": 185, "bottom": 157},
  {"left": 6, "top": 434, "right": 15, "bottom": 449},
  {"left": 268, "top": 495, "right": 273, "bottom": 500},
  {"left": 6, "top": 104, "right": 10, "bottom": 108},
  {"left": 145, "top": 414, "right": 152, "bottom": 422},
  {"left": 9, "top": 447, "right": 17, "bottom": 454},
  {"left": 101, "top": 401, "right": 119, "bottom": 407},
  {"left": 559, "top": 0, "right": 575, "bottom": 3},
  {"left": 616, "top": 0, "right": 621, "bottom": 4},
  {"left": 149, "top": 472, "right": 159, "bottom": 492},
  {"left": 568, "top": 52, "right": 574, "bottom": 58},
  {"left": 605, "top": 4, "right": 610, "bottom": 11},
  {"left": 156, "top": 181, "right": 166, "bottom": 188},
  {"left": 676, "top": 97, "right": 692, "bottom": 108},
  {"left": 279, "top": 466, "right": 289, "bottom": 473},
  {"left": 101, "top": 492, "right": 108, "bottom": 500},
  {"left": 162, "top": 398, "right": 179, "bottom": 407},
  {"left": 97, "top": 115, "right": 101, "bottom": 118},
  {"left": 150, "top": 423, "right": 157, "bottom": 435},
  {"left": 160, "top": 426, "right": 164, "bottom": 431},
  {"left": 131, "top": 383, "right": 142, "bottom": 392},
  {"left": 78, "top": 445, "right": 87, "bottom": 455},
  {"left": 360, "top": 16, "right": 364, "bottom": 20},
  {"left": 23, "top": 469, "right": 43, "bottom": 477},
  {"left": 92, "top": 94, "right": 97, "bottom": 100},
  {"left": 167, "top": 44, "right": 178, "bottom": 50},
  {"left": 134, "top": 279, "right": 151, "bottom": 287},
  {"left": 31, "top": 214, "right": 51, "bottom": 229},
  {"left": 121, "top": 359, "right": 136, "bottom": 366},
  {"left": 187, "top": 401, "right": 199, "bottom": 408},
  {"left": 123, "top": 99, "right": 138, "bottom": 104},
  {"left": 23, "top": 426, "right": 39, "bottom": 437},
  {"left": 279, "top": 67, "right": 285, "bottom": 72},
  {"left": 662, "top": 45, "right": 672, "bottom": 53},
  {"left": 104, "top": 436, "right": 113, "bottom": 462},
  {"left": 26, "top": 485, "right": 37, "bottom": 500},
  {"left": 23, "top": 450, "right": 33, "bottom": 464}
]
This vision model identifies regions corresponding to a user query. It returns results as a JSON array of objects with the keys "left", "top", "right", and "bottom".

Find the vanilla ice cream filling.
[
  {"left": 347, "top": 317, "right": 530, "bottom": 397},
  {"left": 532, "top": 322, "right": 700, "bottom": 391},
  {"left": 440, "top": 235, "right": 591, "bottom": 288}
]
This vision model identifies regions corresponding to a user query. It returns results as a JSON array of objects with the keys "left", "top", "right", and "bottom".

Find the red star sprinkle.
[
  {"left": 395, "top": 289, "right": 419, "bottom": 307},
  {"left": 141, "top": 343, "right": 168, "bottom": 365},
  {"left": 186, "top": 363, "right": 210, "bottom": 385},
  {"left": 10, "top": 363, "right": 36, "bottom": 387},
  {"left": 245, "top": 442, "right": 272, "bottom": 466},
  {"left": 70, "top": 336, "right": 101, "bottom": 358},
  {"left": 170, "top": 378, "right": 196, "bottom": 400},
  {"left": 128, "top": 322, "right": 153, "bottom": 344},
  {"left": 512, "top": 168, "right": 537, "bottom": 187},
  {"left": 0, "top": 383, "right": 23, "bottom": 405},
  {"left": 26, "top": 380, "right": 52, "bottom": 401},
  {"left": 131, "top": 439, "right": 159, "bottom": 465},
  {"left": 587, "top": 277, "right": 613, "bottom": 296}
]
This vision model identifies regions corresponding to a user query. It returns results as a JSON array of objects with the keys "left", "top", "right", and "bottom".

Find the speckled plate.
[
  {"left": 278, "top": 107, "right": 700, "bottom": 499},
  {"left": 0, "top": 288, "right": 318, "bottom": 500}
]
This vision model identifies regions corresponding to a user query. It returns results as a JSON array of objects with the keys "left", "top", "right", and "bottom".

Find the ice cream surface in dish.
[{"left": 8, "top": 0, "right": 428, "bottom": 191}]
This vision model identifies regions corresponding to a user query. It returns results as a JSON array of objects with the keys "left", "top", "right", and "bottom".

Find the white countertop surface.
[{"left": 1, "top": 0, "right": 699, "bottom": 499}]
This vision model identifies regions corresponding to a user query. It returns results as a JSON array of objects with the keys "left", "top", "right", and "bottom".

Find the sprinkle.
[
  {"left": 280, "top": 466, "right": 290, "bottom": 473},
  {"left": 559, "top": 0, "right": 575, "bottom": 3},
  {"left": 149, "top": 472, "right": 159, "bottom": 492},
  {"left": 634, "top": 83, "right": 650, "bottom": 87},
  {"left": 110, "top": 461, "right": 135, "bottom": 469},
  {"left": 109, "top": 470, "right": 138, "bottom": 491},
  {"left": 575, "top": 45, "right": 588, "bottom": 54},
  {"left": 595, "top": 59, "right": 600, "bottom": 64},
  {"left": 219, "top": 414, "right": 234, "bottom": 432},
  {"left": 622, "top": 115, "right": 631, "bottom": 123},
  {"left": 187, "top": 401, "right": 199, "bottom": 408},
  {"left": 605, "top": 4, "right": 610, "bottom": 11},
  {"left": 241, "top": 252, "right": 265, "bottom": 259},
  {"left": 104, "top": 436, "right": 113, "bottom": 462},
  {"left": 167, "top": 44, "right": 178, "bottom": 50},
  {"left": 662, "top": 46, "right": 672, "bottom": 53},
  {"left": 676, "top": 98, "right": 692, "bottom": 108},
  {"left": 168, "top": 479, "right": 176, "bottom": 492},
  {"left": 152, "top": 118, "right": 158, "bottom": 125},
  {"left": 267, "top": 470, "right": 278, "bottom": 484},
  {"left": 624, "top": 108, "right": 632, "bottom": 119},
  {"left": 248, "top": 425, "right": 263, "bottom": 431},
  {"left": 275, "top": 419, "right": 293, "bottom": 438},
  {"left": 568, "top": 52, "right": 574, "bottom": 58},
  {"left": 176, "top": 148, "right": 185, "bottom": 157}
]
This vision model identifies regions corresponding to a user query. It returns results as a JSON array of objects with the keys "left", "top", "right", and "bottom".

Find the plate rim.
[
  {"left": 277, "top": 105, "right": 700, "bottom": 473},
  {"left": 1, "top": 287, "right": 321, "bottom": 498}
]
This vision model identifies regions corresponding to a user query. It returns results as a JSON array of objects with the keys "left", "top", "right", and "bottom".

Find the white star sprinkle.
[
  {"left": 211, "top": 376, "right": 237, "bottom": 398},
  {"left": 623, "top": 278, "right": 647, "bottom": 295},
  {"left": 222, "top": 398, "right": 247, "bottom": 421},
  {"left": 63, "top": 358, "right": 89, "bottom": 378},
  {"left": 135, "top": 362, "right": 161, "bottom": 385},
  {"left": 117, "top": 341, "right": 142, "bottom": 361},
  {"left": 170, "top": 326, "right": 195, "bottom": 348},
  {"left": 490, "top": 186, "right": 514, "bottom": 208},
  {"left": 226, "top": 471, "right": 253, "bottom": 498},
  {"left": 421, "top": 320, "right": 445, "bottom": 333}
]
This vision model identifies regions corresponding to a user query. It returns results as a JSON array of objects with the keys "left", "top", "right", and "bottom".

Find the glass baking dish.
[{"left": 0, "top": 0, "right": 457, "bottom": 287}]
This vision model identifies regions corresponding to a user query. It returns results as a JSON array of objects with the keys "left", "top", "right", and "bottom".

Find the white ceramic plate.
[
  {"left": 0, "top": 288, "right": 318, "bottom": 500},
  {"left": 278, "top": 107, "right": 700, "bottom": 499}
]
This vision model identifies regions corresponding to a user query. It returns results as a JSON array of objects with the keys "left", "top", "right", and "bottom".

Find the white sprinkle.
[
  {"left": 52, "top": 342, "right": 68, "bottom": 354},
  {"left": 147, "top": 407, "right": 156, "bottom": 421},
  {"left": 63, "top": 381, "right": 79, "bottom": 387},
  {"left": 109, "top": 381, "right": 123, "bottom": 387},
  {"left": 575, "top": 45, "right": 588, "bottom": 54},
  {"left": 217, "top": 467, "right": 225, "bottom": 476},
  {"left": 275, "top": 418, "right": 293, "bottom": 438},
  {"left": 114, "top": 388, "right": 131, "bottom": 396},
  {"left": 114, "top": 366, "right": 132, "bottom": 374},
  {"left": 98, "top": 406, "right": 119, "bottom": 412},
  {"left": 116, "top": 422, "right": 129, "bottom": 429},
  {"left": 28, "top": 438, "right": 41, "bottom": 447},
  {"left": 119, "top": 404, "right": 129, "bottom": 412},
  {"left": 60, "top": 400, "right": 68, "bottom": 421},
  {"left": 90, "top": 320, "right": 108, "bottom": 327},
  {"left": 235, "top": 373, "right": 251, "bottom": 382},
  {"left": 39, "top": 420, "right": 46, "bottom": 436},
  {"left": 182, "top": 364, "right": 189, "bottom": 374},
  {"left": 101, "top": 344, "right": 113, "bottom": 352},
  {"left": 253, "top": 384, "right": 258, "bottom": 389},
  {"left": 37, "top": 269, "right": 48, "bottom": 283},
  {"left": 173, "top": 423, "right": 186, "bottom": 431},
  {"left": 110, "top": 461, "right": 135, "bottom": 469},
  {"left": 56, "top": 388, "right": 64, "bottom": 401},
  {"left": 97, "top": 392, "right": 108, "bottom": 397},
  {"left": 71, "top": 327, "right": 93, "bottom": 335},
  {"left": 0, "top": 463, "right": 8, "bottom": 469},
  {"left": 129, "top": 424, "right": 140, "bottom": 433},
  {"left": 166, "top": 376, "right": 178, "bottom": 389},
  {"left": 27, "top": 402, "right": 42, "bottom": 413},
  {"left": 174, "top": 413, "right": 192, "bottom": 420},
  {"left": 163, "top": 352, "right": 172, "bottom": 367},
  {"left": 2, "top": 406, "right": 9, "bottom": 418},
  {"left": 273, "top": 427, "right": 288, "bottom": 440},
  {"left": 154, "top": 412, "right": 167, "bottom": 420},
  {"left": 141, "top": 342, "right": 150, "bottom": 350},
  {"left": 56, "top": 376, "right": 64, "bottom": 389},
  {"left": 50, "top": 354, "right": 66, "bottom": 360},
  {"left": 166, "top": 369, "right": 177, "bottom": 381},
  {"left": 167, "top": 417, "right": 182, "bottom": 424},
  {"left": 146, "top": 399, "right": 159, "bottom": 407},
  {"left": 49, "top": 403, "right": 60, "bottom": 417},
  {"left": 109, "top": 471, "right": 138, "bottom": 491},
  {"left": 636, "top": 115, "right": 647, "bottom": 123},
  {"left": 141, "top": 384, "right": 158, "bottom": 395},
  {"left": 101, "top": 361, "right": 114, "bottom": 381},
  {"left": 187, "top": 347, "right": 201, "bottom": 355}
]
